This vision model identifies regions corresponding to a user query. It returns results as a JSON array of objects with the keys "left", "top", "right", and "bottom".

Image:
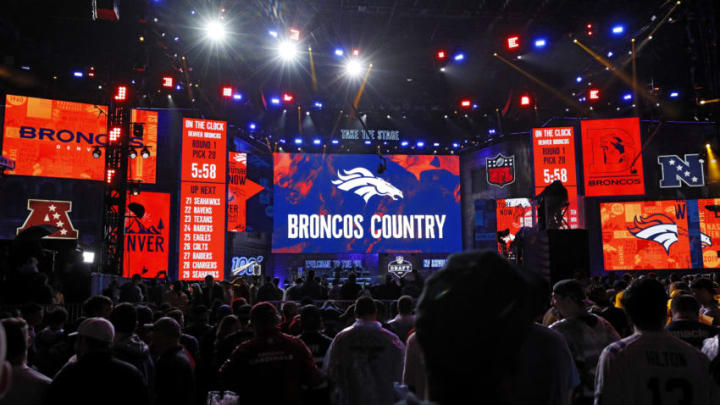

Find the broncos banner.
[
  {"left": 1, "top": 94, "right": 157, "bottom": 183},
  {"left": 600, "top": 200, "right": 709, "bottom": 270},
  {"left": 273, "top": 153, "right": 462, "bottom": 253},
  {"left": 123, "top": 192, "right": 170, "bottom": 278}
]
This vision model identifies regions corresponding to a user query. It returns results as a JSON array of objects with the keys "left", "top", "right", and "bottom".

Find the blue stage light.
[
  {"left": 400, "top": 141, "right": 409, "bottom": 147},
  {"left": 488, "top": 128, "right": 496, "bottom": 134},
  {"left": 314, "top": 101, "right": 323, "bottom": 109},
  {"left": 249, "top": 122, "right": 257, "bottom": 130},
  {"left": 433, "top": 142, "right": 440, "bottom": 147},
  {"left": 623, "top": 93, "right": 632, "bottom": 101},
  {"left": 364, "top": 140, "right": 371, "bottom": 145},
  {"left": 334, "top": 49, "right": 344, "bottom": 56},
  {"left": 607, "top": 51, "right": 614, "bottom": 57},
  {"left": 452, "top": 142, "right": 459, "bottom": 148},
  {"left": 233, "top": 93, "right": 243, "bottom": 100},
  {"left": 416, "top": 141, "right": 425, "bottom": 148},
  {"left": 73, "top": 71, "right": 83, "bottom": 78},
  {"left": 576, "top": 76, "right": 583, "bottom": 83},
  {"left": 268, "top": 30, "right": 278, "bottom": 38},
  {"left": 670, "top": 91, "right": 679, "bottom": 98},
  {"left": 294, "top": 138, "right": 303, "bottom": 145},
  {"left": 313, "top": 139, "right": 321, "bottom": 145},
  {"left": 331, "top": 139, "right": 339, "bottom": 145},
  {"left": 612, "top": 25, "right": 625, "bottom": 35},
  {"left": 453, "top": 53, "right": 465, "bottom": 61},
  {"left": 534, "top": 38, "right": 547, "bottom": 48},
  {"left": 270, "top": 97, "right": 280, "bottom": 105}
]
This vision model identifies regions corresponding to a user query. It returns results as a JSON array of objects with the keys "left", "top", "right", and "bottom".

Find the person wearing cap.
[
  {"left": 0, "top": 318, "right": 50, "bottom": 405},
  {"left": 46, "top": 317, "right": 149, "bottom": 405},
  {"left": 550, "top": 279, "right": 620, "bottom": 404},
  {"left": 151, "top": 317, "right": 195, "bottom": 405},
  {"left": 691, "top": 278, "right": 720, "bottom": 326},
  {"left": 110, "top": 303, "right": 155, "bottom": 387},
  {"left": 298, "top": 304, "right": 333, "bottom": 368},
  {"left": 324, "top": 295, "right": 405, "bottom": 405},
  {"left": 219, "top": 302, "right": 324, "bottom": 405},
  {"left": 595, "top": 278, "right": 720, "bottom": 405},
  {"left": 411, "top": 250, "right": 579, "bottom": 405}
]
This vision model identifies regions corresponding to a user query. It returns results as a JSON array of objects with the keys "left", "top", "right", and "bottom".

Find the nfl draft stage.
[{"left": 1, "top": 93, "right": 720, "bottom": 286}]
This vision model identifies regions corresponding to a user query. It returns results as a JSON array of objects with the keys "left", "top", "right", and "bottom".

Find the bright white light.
[
  {"left": 345, "top": 59, "right": 363, "bottom": 77},
  {"left": 82, "top": 251, "right": 95, "bottom": 264},
  {"left": 277, "top": 40, "right": 298, "bottom": 62},
  {"left": 205, "top": 20, "right": 227, "bottom": 42}
]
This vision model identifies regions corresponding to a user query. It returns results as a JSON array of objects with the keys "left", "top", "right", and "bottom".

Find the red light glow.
[
  {"left": 436, "top": 50, "right": 447, "bottom": 60},
  {"left": 109, "top": 127, "right": 121, "bottom": 142},
  {"left": 507, "top": 36, "right": 520, "bottom": 49},
  {"left": 289, "top": 28, "right": 300, "bottom": 41},
  {"left": 222, "top": 87, "right": 233, "bottom": 97},
  {"left": 460, "top": 99, "right": 471, "bottom": 108},
  {"left": 520, "top": 95, "right": 531, "bottom": 106},
  {"left": 114, "top": 86, "right": 127, "bottom": 101},
  {"left": 282, "top": 93, "right": 294, "bottom": 103},
  {"left": 352, "top": 49, "right": 360, "bottom": 57},
  {"left": 106, "top": 169, "right": 115, "bottom": 184},
  {"left": 589, "top": 88, "right": 600, "bottom": 100},
  {"left": 162, "top": 77, "right": 174, "bottom": 88}
]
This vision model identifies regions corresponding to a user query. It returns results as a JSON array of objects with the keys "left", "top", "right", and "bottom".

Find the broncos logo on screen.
[
  {"left": 627, "top": 213, "right": 712, "bottom": 254},
  {"left": 332, "top": 167, "right": 404, "bottom": 203}
]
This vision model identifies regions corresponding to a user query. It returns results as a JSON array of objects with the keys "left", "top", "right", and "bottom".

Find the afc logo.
[
  {"left": 657, "top": 154, "right": 705, "bottom": 188},
  {"left": 17, "top": 200, "right": 79, "bottom": 239}
]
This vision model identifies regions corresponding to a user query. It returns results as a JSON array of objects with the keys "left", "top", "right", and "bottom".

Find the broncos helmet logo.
[
  {"left": 331, "top": 167, "right": 404, "bottom": 203},
  {"left": 627, "top": 214, "right": 712, "bottom": 254}
]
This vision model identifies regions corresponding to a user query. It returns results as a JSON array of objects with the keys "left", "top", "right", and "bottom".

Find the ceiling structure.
[{"left": 0, "top": 0, "right": 717, "bottom": 154}]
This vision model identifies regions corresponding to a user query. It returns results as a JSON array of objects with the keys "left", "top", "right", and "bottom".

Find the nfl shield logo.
[
  {"left": 486, "top": 154, "right": 515, "bottom": 188},
  {"left": 388, "top": 256, "right": 412, "bottom": 279}
]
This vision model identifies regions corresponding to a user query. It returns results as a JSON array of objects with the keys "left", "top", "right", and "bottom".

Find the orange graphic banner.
[{"left": 123, "top": 192, "right": 170, "bottom": 278}]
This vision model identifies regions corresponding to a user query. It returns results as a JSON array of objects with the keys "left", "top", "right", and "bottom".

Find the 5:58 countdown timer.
[
  {"left": 542, "top": 168, "right": 568, "bottom": 184},
  {"left": 190, "top": 163, "right": 217, "bottom": 180}
]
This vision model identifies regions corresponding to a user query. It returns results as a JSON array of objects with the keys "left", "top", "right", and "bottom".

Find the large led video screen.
[
  {"left": 124, "top": 192, "right": 170, "bottom": 278},
  {"left": 601, "top": 200, "right": 692, "bottom": 270},
  {"left": 1, "top": 94, "right": 157, "bottom": 183},
  {"left": 273, "top": 153, "right": 461, "bottom": 253}
]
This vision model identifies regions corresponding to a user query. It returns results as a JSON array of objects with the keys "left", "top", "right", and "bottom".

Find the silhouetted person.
[{"left": 152, "top": 317, "right": 195, "bottom": 405}]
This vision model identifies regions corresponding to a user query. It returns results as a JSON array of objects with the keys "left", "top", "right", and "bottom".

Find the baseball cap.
[
  {"left": 691, "top": 278, "right": 716, "bottom": 294},
  {"left": 70, "top": 317, "right": 115, "bottom": 343}
]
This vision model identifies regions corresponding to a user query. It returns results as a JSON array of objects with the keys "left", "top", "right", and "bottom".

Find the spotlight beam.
[
  {"left": 349, "top": 64, "right": 373, "bottom": 120},
  {"left": 308, "top": 47, "right": 318, "bottom": 92},
  {"left": 492, "top": 53, "right": 584, "bottom": 112}
]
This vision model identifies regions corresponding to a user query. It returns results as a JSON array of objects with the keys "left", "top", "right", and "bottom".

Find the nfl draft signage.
[
  {"left": 17, "top": 200, "right": 78, "bottom": 239},
  {"left": 123, "top": 192, "right": 170, "bottom": 278},
  {"left": 657, "top": 154, "right": 705, "bottom": 188},
  {"left": 178, "top": 118, "right": 227, "bottom": 280},
  {"left": 227, "top": 152, "right": 264, "bottom": 232},
  {"left": 486, "top": 154, "right": 515, "bottom": 188},
  {"left": 532, "top": 127, "right": 580, "bottom": 228},
  {"left": 388, "top": 256, "right": 412, "bottom": 278},
  {"left": 581, "top": 117, "right": 645, "bottom": 197}
]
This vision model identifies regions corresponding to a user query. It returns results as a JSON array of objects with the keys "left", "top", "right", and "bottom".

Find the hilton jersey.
[{"left": 594, "top": 331, "right": 719, "bottom": 405}]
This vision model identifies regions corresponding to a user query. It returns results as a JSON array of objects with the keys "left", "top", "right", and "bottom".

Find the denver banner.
[
  {"left": 1, "top": 94, "right": 157, "bottom": 183},
  {"left": 581, "top": 117, "right": 645, "bottom": 197},
  {"left": 123, "top": 192, "right": 170, "bottom": 278}
]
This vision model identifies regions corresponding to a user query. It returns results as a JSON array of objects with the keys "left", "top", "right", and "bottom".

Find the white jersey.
[{"left": 595, "top": 331, "right": 719, "bottom": 405}]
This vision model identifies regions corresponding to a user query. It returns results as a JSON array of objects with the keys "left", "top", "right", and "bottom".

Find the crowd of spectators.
[{"left": 0, "top": 251, "right": 719, "bottom": 404}]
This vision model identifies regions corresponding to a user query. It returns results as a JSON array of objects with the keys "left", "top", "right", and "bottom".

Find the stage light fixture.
[
  {"left": 364, "top": 140, "right": 372, "bottom": 145},
  {"left": 345, "top": 59, "right": 363, "bottom": 78},
  {"left": 331, "top": 139, "right": 339, "bottom": 145},
  {"left": 140, "top": 147, "right": 151, "bottom": 159},
  {"left": 417, "top": 141, "right": 425, "bottom": 148},
  {"left": 623, "top": 93, "right": 632, "bottom": 101},
  {"left": 277, "top": 40, "right": 298, "bottom": 62},
  {"left": 314, "top": 139, "right": 322, "bottom": 145},
  {"left": 452, "top": 142, "right": 459, "bottom": 148},
  {"left": 222, "top": 87, "right": 233, "bottom": 97},
  {"left": 589, "top": 88, "right": 600, "bottom": 100},
  {"left": 352, "top": 49, "right": 360, "bottom": 56},
  {"left": 507, "top": 36, "right": 520, "bottom": 49},
  {"left": 489, "top": 128, "right": 497, "bottom": 134},
  {"left": 607, "top": 51, "right": 614, "bottom": 58},
  {"left": 129, "top": 148, "right": 138, "bottom": 159},
  {"left": 249, "top": 122, "right": 257, "bottom": 130},
  {"left": 294, "top": 138, "right": 303, "bottom": 145},
  {"left": 520, "top": 95, "right": 531, "bottom": 106},
  {"left": 289, "top": 28, "right": 300, "bottom": 41},
  {"left": 453, "top": 53, "right": 465, "bottom": 61},
  {"left": 436, "top": 50, "right": 447, "bottom": 60},
  {"left": 162, "top": 76, "right": 173, "bottom": 88},
  {"left": 460, "top": 99, "right": 471, "bottom": 108},
  {"left": 268, "top": 30, "right": 278, "bottom": 38},
  {"left": 401, "top": 141, "right": 409, "bottom": 147},
  {"left": 109, "top": 127, "right": 121, "bottom": 142},
  {"left": 313, "top": 101, "right": 323, "bottom": 109},
  {"left": 270, "top": 97, "right": 281, "bottom": 105},
  {"left": 82, "top": 251, "right": 95, "bottom": 264},
  {"left": 233, "top": 93, "right": 243, "bottom": 101},
  {"left": 670, "top": 91, "right": 679, "bottom": 98},
  {"left": 334, "top": 48, "right": 344, "bottom": 56},
  {"left": 114, "top": 86, "right": 127, "bottom": 101},
  {"left": 611, "top": 25, "right": 625, "bottom": 35},
  {"left": 440, "top": 67, "right": 446, "bottom": 72},
  {"left": 92, "top": 146, "right": 102, "bottom": 159},
  {"left": 73, "top": 71, "right": 83, "bottom": 78},
  {"left": 205, "top": 20, "right": 227, "bottom": 42},
  {"left": 534, "top": 38, "right": 547, "bottom": 48},
  {"left": 282, "top": 93, "right": 294, "bottom": 103},
  {"left": 576, "top": 76, "right": 583, "bottom": 83}
]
